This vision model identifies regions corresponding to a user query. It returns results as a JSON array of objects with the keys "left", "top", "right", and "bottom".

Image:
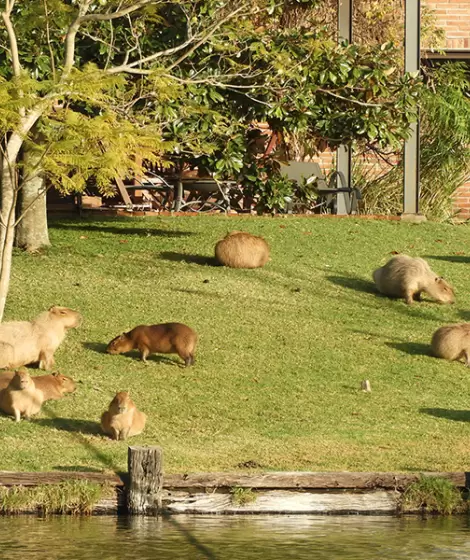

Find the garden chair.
[
  {"left": 174, "top": 177, "right": 238, "bottom": 213},
  {"left": 280, "top": 161, "right": 361, "bottom": 215}
]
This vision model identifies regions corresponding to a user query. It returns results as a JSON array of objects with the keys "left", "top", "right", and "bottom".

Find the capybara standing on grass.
[
  {"left": 0, "top": 306, "right": 82, "bottom": 370},
  {"left": 431, "top": 323, "right": 470, "bottom": 366},
  {"left": 372, "top": 255, "right": 455, "bottom": 305},
  {"left": 101, "top": 391, "right": 147, "bottom": 441},
  {"left": 0, "top": 369, "right": 44, "bottom": 421},
  {"left": 0, "top": 371, "right": 76, "bottom": 400},
  {"left": 107, "top": 323, "right": 197, "bottom": 366},
  {"left": 215, "top": 231, "right": 270, "bottom": 269}
]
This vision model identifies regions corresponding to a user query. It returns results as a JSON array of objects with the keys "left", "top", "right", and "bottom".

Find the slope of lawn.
[{"left": 2, "top": 214, "right": 470, "bottom": 474}]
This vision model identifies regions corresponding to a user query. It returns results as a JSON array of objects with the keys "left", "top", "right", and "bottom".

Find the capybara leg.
[
  {"left": 39, "top": 351, "right": 55, "bottom": 370},
  {"left": 463, "top": 350, "right": 470, "bottom": 367},
  {"left": 119, "top": 428, "right": 130, "bottom": 441},
  {"left": 404, "top": 290, "right": 415, "bottom": 305},
  {"left": 13, "top": 408, "right": 21, "bottom": 422},
  {"left": 139, "top": 347, "right": 150, "bottom": 363},
  {"left": 184, "top": 354, "right": 195, "bottom": 367},
  {"left": 110, "top": 427, "right": 119, "bottom": 440}
]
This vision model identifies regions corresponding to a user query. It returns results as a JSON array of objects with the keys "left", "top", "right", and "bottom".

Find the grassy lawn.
[{"left": 2, "top": 214, "right": 470, "bottom": 474}]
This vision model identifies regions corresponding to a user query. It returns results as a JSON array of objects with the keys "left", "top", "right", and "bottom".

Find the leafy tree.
[{"left": 0, "top": 0, "right": 421, "bottom": 320}]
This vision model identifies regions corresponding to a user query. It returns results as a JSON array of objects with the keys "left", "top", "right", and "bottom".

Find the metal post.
[
  {"left": 337, "top": 0, "right": 353, "bottom": 215},
  {"left": 403, "top": 0, "right": 422, "bottom": 219}
]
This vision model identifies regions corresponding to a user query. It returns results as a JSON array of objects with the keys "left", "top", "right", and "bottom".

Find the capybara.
[
  {"left": 0, "top": 371, "right": 76, "bottom": 400},
  {"left": 100, "top": 391, "right": 147, "bottom": 441},
  {"left": 0, "top": 369, "right": 44, "bottom": 421},
  {"left": 0, "top": 306, "right": 82, "bottom": 370},
  {"left": 431, "top": 323, "right": 470, "bottom": 366},
  {"left": 372, "top": 255, "right": 455, "bottom": 305},
  {"left": 215, "top": 231, "right": 270, "bottom": 269},
  {"left": 107, "top": 323, "right": 197, "bottom": 366}
]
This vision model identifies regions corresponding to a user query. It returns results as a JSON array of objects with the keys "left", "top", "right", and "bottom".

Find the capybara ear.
[
  {"left": 49, "top": 305, "right": 59, "bottom": 312},
  {"left": 52, "top": 372, "right": 60, "bottom": 377}
]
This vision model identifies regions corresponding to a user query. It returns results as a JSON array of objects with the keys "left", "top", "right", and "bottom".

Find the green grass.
[
  {"left": 0, "top": 480, "right": 114, "bottom": 515},
  {"left": 2, "top": 214, "right": 470, "bottom": 474},
  {"left": 400, "top": 476, "right": 466, "bottom": 515}
]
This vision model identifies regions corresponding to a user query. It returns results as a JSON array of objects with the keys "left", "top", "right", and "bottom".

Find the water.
[{"left": 1, "top": 515, "right": 470, "bottom": 560}]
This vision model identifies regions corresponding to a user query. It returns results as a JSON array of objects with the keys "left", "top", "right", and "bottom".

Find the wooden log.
[
  {"left": 0, "top": 471, "right": 124, "bottom": 487},
  {"left": 1, "top": 470, "right": 467, "bottom": 492},
  {"left": 162, "top": 490, "right": 398, "bottom": 515},
  {"left": 162, "top": 471, "right": 468, "bottom": 490},
  {"left": 127, "top": 446, "right": 163, "bottom": 515}
]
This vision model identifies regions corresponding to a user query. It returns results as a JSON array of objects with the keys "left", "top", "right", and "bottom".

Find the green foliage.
[
  {"left": 357, "top": 63, "right": 470, "bottom": 220},
  {"left": 230, "top": 487, "right": 257, "bottom": 506},
  {"left": 400, "top": 476, "right": 465, "bottom": 515},
  {"left": 0, "top": 0, "right": 422, "bottom": 202},
  {"left": 0, "top": 481, "right": 113, "bottom": 515}
]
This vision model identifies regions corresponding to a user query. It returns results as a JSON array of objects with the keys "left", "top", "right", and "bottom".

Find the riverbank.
[
  {"left": 1, "top": 447, "right": 468, "bottom": 515},
  {"left": 0, "top": 468, "right": 467, "bottom": 515}
]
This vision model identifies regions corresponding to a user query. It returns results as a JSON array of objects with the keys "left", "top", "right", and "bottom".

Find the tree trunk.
[
  {"left": 15, "top": 146, "right": 50, "bottom": 251},
  {"left": 0, "top": 159, "right": 18, "bottom": 321},
  {"left": 0, "top": 107, "right": 47, "bottom": 321}
]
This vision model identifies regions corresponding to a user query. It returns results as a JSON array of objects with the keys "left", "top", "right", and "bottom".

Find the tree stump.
[{"left": 127, "top": 446, "right": 163, "bottom": 515}]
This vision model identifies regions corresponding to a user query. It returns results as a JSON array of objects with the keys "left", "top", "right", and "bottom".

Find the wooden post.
[{"left": 127, "top": 446, "right": 163, "bottom": 515}]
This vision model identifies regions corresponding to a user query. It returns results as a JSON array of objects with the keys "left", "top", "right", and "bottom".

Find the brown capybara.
[
  {"left": 107, "top": 323, "right": 197, "bottom": 366},
  {"left": 215, "top": 231, "right": 270, "bottom": 269},
  {"left": 0, "top": 371, "right": 76, "bottom": 400},
  {"left": 372, "top": 255, "right": 455, "bottom": 305},
  {"left": 100, "top": 391, "right": 147, "bottom": 441},
  {"left": 431, "top": 323, "right": 470, "bottom": 366},
  {"left": 0, "top": 369, "right": 44, "bottom": 421},
  {"left": 0, "top": 306, "right": 82, "bottom": 370}
]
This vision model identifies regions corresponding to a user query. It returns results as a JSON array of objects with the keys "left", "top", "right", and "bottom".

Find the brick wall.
[{"left": 426, "top": 1, "right": 470, "bottom": 49}]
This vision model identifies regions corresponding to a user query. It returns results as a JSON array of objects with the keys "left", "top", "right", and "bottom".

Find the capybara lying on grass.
[
  {"left": 101, "top": 391, "right": 147, "bottom": 441},
  {"left": 431, "top": 323, "right": 470, "bottom": 366},
  {"left": 373, "top": 255, "right": 455, "bottom": 305},
  {"left": 0, "top": 306, "right": 82, "bottom": 370},
  {"left": 0, "top": 369, "right": 44, "bottom": 421},
  {"left": 107, "top": 323, "right": 197, "bottom": 367},
  {"left": 215, "top": 231, "right": 270, "bottom": 269},
  {"left": 0, "top": 371, "right": 76, "bottom": 400}
]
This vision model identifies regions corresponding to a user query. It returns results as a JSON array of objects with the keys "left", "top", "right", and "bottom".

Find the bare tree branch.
[
  {"left": 166, "top": 3, "right": 254, "bottom": 72},
  {"left": 1, "top": 0, "right": 21, "bottom": 78},
  {"left": 63, "top": 0, "right": 93, "bottom": 75},
  {"left": 107, "top": 3, "right": 257, "bottom": 74},
  {"left": 43, "top": 0, "right": 56, "bottom": 81},
  {"left": 316, "top": 88, "right": 384, "bottom": 108},
  {"left": 80, "top": 0, "right": 157, "bottom": 23}
]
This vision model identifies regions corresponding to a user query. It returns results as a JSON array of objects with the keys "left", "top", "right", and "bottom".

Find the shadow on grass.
[
  {"left": 36, "top": 416, "right": 102, "bottom": 435},
  {"left": 51, "top": 222, "right": 193, "bottom": 238},
  {"left": 326, "top": 275, "right": 377, "bottom": 295},
  {"left": 420, "top": 408, "right": 470, "bottom": 423},
  {"left": 83, "top": 341, "right": 109, "bottom": 354},
  {"left": 52, "top": 465, "right": 107, "bottom": 473},
  {"left": 90, "top": 347, "right": 180, "bottom": 366},
  {"left": 159, "top": 251, "right": 219, "bottom": 266},
  {"left": 458, "top": 310, "right": 470, "bottom": 322},
  {"left": 385, "top": 341, "right": 431, "bottom": 357},
  {"left": 425, "top": 254, "right": 470, "bottom": 264}
]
